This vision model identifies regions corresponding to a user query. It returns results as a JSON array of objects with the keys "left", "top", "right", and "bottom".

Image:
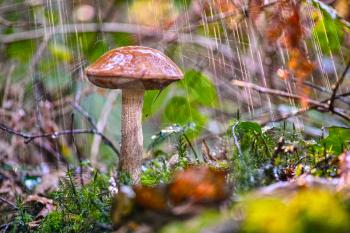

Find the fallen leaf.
[
  {"left": 287, "top": 49, "right": 314, "bottom": 107},
  {"left": 169, "top": 166, "right": 229, "bottom": 205},
  {"left": 133, "top": 185, "right": 168, "bottom": 211},
  {"left": 24, "top": 195, "right": 55, "bottom": 221}
]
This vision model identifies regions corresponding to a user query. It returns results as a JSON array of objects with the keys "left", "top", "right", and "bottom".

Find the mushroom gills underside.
[{"left": 87, "top": 76, "right": 180, "bottom": 90}]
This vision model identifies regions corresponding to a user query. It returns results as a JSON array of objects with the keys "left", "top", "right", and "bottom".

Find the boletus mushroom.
[{"left": 85, "top": 46, "right": 183, "bottom": 183}]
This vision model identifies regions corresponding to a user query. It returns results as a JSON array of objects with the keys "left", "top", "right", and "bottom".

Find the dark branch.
[
  {"left": 0, "top": 196, "right": 17, "bottom": 210},
  {"left": 0, "top": 123, "right": 120, "bottom": 157},
  {"left": 231, "top": 79, "right": 350, "bottom": 122},
  {"left": 70, "top": 102, "right": 97, "bottom": 129},
  {"left": 329, "top": 59, "right": 350, "bottom": 110}
]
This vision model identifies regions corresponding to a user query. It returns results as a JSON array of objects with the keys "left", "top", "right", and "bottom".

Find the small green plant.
[
  {"left": 141, "top": 157, "right": 171, "bottom": 186},
  {"left": 10, "top": 198, "right": 33, "bottom": 233},
  {"left": 228, "top": 121, "right": 350, "bottom": 193},
  {"left": 39, "top": 169, "right": 112, "bottom": 233}
]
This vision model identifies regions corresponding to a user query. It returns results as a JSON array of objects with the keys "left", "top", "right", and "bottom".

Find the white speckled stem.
[{"left": 120, "top": 89, "right": 144, "bottom": 183}]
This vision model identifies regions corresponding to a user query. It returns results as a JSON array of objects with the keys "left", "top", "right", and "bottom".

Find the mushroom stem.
[{"left": 120, "top": 88, "right": 144, "bottom": 183}]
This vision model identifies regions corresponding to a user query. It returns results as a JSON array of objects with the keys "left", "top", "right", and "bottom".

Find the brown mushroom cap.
[{"left": 85, "top": 46, "right": 183, "bottom": 90}]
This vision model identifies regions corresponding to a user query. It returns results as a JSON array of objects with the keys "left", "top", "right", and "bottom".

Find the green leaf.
[
  {"left": 143, "top": 89, "right": 169, "bottom": 120},
  {"left": 234, "top": 121, "right": 262, "bottom": 135},
  {"left": 87, "top": 39, "right": 109, "bottom": 62},
  {"left": 44, "top": 8, "right": 60, "bottom": 25},
  {"left": 49, "top": 43, "right": 73, "bottom": 62},
  {"left": 148, "top": 123, "right": 195, "bottom": 150},
  {"left": 66, "top": 32, "right": 96, "bottom": 55},
  {"left": 321, "top": 127, "right": 350, "bottom": 155},
  {"left": 312, "top": 13, "right": 344, "bottom": 55},
  {"left": 179, "top": 70, "right": 218, "bottom": 107},
  {"left": 112, "top": 32, "right": 136, "bottom": 47},
  {"left": 232, "top": 121, "right": 264, "bottom": 152},
  {"left": 163, "top": 96, "right": 206, "bottom": 136},
  {"left": 6, "top": 40, "right": 36, "bottom": 62}
]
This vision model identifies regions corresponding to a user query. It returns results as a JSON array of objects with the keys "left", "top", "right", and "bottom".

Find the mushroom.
[{"left": 85, "top": 46, "right": 183, "bottom": 182}]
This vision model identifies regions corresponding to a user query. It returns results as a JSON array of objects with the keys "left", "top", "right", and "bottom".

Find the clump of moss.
[
  {"left": 39, "top": 170, "right": 112, "bottom": 233},
  {"left": 241, "top": 189, "right": 350, "bottom": 233}
]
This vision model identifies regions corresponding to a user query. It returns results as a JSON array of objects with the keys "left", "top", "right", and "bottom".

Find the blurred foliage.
[
  {"left": 172, "top": 0, "right": 192, "bottom": 10},
  {"left": 229, "top": 121, "right": 350, "bottom": 192},
  {"left": 141, "top": 124, "right": 195, "bottom": 186},
  {"left": 241, "top": 189, "right": 350, "bottom": 233},
  {"left": 312, "top": 13, "right": 344, "bottom": 55},
  {"left": 320, "top": 127, "right": 350, "bottom": 155},
  {"left": 160, "top": 211, "right": 223, "bottom": 233},
  {"left": 3, "top": 120, "right": 350, "bottom": 232},
  {"left": 6, "top": 40, "right": 36, "bottom": 62}
]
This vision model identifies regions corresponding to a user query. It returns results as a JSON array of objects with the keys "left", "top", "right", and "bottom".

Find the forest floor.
[{"left": 1, "top": 121, "right": 350, "bottom": 233}]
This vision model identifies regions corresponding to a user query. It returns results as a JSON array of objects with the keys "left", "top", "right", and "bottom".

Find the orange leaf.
[
  {"left": 288, "top": 49, "right": 314, "bottom": 108},
  {"left": 288, "top": 49, "right": 314, "bottom": 80},
  {"left": 282, "top": 3, "right": 302, "bottom": 49},
  {"left": 133, "top": 185, "right": 168, "bottom": 211},
  {"left": 169, "top": 166, "right": 229, "bottom": 205}
]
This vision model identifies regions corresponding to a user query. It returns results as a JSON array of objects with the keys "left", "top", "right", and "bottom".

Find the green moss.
[
  {"left": 241, "top": 189, "right": 350, "bottom": 233},
  {"left": 39, "top": 170, "right": 112, "bottom": 233}
]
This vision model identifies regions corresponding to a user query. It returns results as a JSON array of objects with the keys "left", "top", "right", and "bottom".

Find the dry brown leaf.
[
  {"left": 287, "top": 49, "right": 314, "bottom": 107},
  {"left": 133, "top": 185, "right": 168, "bottom": 211},
  {"left": 282, "top": 3, "right": 302, "bottom": 49},
  {"left": 24, "top": 195, "right": 55, "bottom": 229},
  {"left": 265, "top": 2, "right": 302, "bottom": 49},
  {"left": 169, "top": 166, "right": 229, "bottom": 205},
  {"left": 24, "top": 195, "right": 55, "bottom": 221}
]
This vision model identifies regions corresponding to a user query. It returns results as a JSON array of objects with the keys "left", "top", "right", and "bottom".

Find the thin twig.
[
  {"left": 329, "top": 59, "right": 350, "bottom": 110},
  {"left": 290, "top": 77, "right": 350, "bottom": 105},
  {"left": 0, "top": 22, "right": 236, "bottom": 60},
  {"left": 183, "top": 133, "right": 199, "bottom": 163},
  {"left": 232, "top": 122, "right": 243, "bottom": 158},
  {"left": 30, "top": 33, "right": 53, "bottom": 129},
  {"left": 0, "top": 122, "right": 120, "bottom": 156},
  {"left": 71, "top": 101, "right": 123, "bottom": 159},
  {"left": 0, "top": 16, "right": 38, "bottom": 27},
  {"left": 231, "top": 79, "right": 350, "bottom": 121},
  {"left": 90, "top": 91, "right": 119, "bottom": 165},
  {"left": 0, "top": 23, "right": 160, "bottom": 43},
  {"left": 70, "top": 102, "right": 97, "bottom": 129},
  {"left": 231, "top": 79, "right": 328, "bottom": 107},
  {"left": 71, "top": 114, "right": 84, "bottom": 186},
  {"left": 261, "top": 93, "right": 350, "bottom": 125},
  {"left": 0, "top": 196, "right": 17, "bottom": 210}
]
